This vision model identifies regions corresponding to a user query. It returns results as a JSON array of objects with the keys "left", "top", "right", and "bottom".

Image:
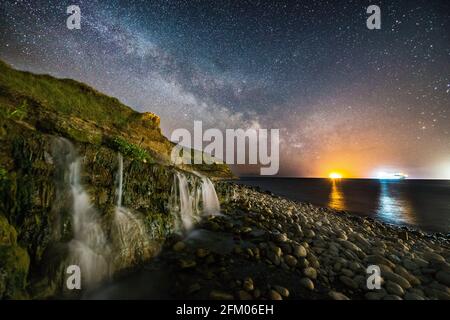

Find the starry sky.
[{"left": 1, "top": 0, "right": 449, "bottom": 178}]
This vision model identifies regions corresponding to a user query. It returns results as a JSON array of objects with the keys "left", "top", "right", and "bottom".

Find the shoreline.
[
  {"left": 86, "top": 182, "right": 450, "bottom": 300},
  {"left": 228, "top": 179, "right": 450, "bottom": 236}
]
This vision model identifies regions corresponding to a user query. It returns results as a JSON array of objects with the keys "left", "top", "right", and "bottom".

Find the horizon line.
[{"left": 237, "top": 175, "right": 450, "bottom": 181}]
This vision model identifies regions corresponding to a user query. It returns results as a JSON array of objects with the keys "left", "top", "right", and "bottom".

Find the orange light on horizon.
[{"left": 329, "top": 172, "right": 343, "bottom": 179}]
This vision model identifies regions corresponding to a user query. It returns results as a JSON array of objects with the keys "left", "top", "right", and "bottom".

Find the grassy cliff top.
[
  {"left": 0, "top": 60, "right": 233, "bottom": 178},
  {"left": 0, "top": 60, "right": 141, "bottom": 128}
]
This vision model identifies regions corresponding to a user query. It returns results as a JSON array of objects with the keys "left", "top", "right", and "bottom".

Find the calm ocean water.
[{"left": 235, "top": 178, "right": 450, "bottom": 233}]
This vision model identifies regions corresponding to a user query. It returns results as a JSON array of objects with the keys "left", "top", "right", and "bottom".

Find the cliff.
[{"left": 0, "top": 60, "right": 232, "bottom": 299}]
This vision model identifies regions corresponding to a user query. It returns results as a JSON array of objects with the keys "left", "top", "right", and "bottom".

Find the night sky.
[{"left": 1, "top": 0, "right": 449, "bottom": 178}]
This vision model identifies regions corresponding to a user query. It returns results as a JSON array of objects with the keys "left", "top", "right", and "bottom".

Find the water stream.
[
  {"left": 170, "top": 171, "right": 221, "bottom": 232},
  {"left": 55, "top": 138, "right": 109, "bottom": 286},
  {"left": 112, "top": 154, "right": 150, "bottom": 267}
]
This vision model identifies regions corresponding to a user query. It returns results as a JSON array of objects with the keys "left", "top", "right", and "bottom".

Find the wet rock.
[
  {"left": 399, "top": 231, "right": 409, "bottom": 241},
  {"left": 300, "top": 278, "right": 314, "bottom": 290},
  {"left": 237, "top": 290, "right": 253, "bottom": 300},
  {"left": 304, "top": 229, "right": 315, "bottom": 238},
  {"left": 413, "top": 257, "right": 429, "bottom": 268},
  {"left": 328, "top": 291, "right": 350, "bottom": 300},
  {"left": 408, "top": 288, "right": 426, "bottom": 297},
  {"left": 336, "top": 230, "right": 348, "bottom": 240},
  {"left": 303, "top": 267, "right": 317, "bottom": 279},
  {"left": 386, "top": 281, "right": 405, "bottom": 296},
  {"left": 365, "top": 290, "right": 387, "bottom": 300},
  {"left": 308, "top": 254, "right": 321, "bottom": 268},
  {"left": 297, "top": 258, "right": 309, "bottom": 269},
  {"left": 188, "top": 283, "right": 201, "bottom": 294},
  {"left": 334, "top": 262, "right": 343, "bottom": 272},
  {"left": 292, "top": 244, "right": 307, "bottom": 258},
  {"left": 205, "top": 255, "right": 215, "bottom": 264},
  {"left": 435, "top": 271, "right": 450, "bottom": 286},
  {"left": 267, "top": 252, "right": 281, "bottom": 266},
  {"left": 209, "top": 222, "right": 221, "bottom": 231},
  {"left": 339, "top": 276, "right": 358, "bottom": 289},
  {"left": 252, "top": 247, "right": 261, "bottom": 260},
  {"left": 210, "top": 290, "right": 234, "bottom": 300},
  {"left": 423, "top": 252, "right": 446, "bottom": 264},
  {"left": 272, "top": 246, "right": 283, "bottom": 257},
  {"left": 179, "top": 259, "right": 196, "bottom": 269},
  {"left": 196, "top": 248, "right": 209, "bottom": 258},
  {"left": 275, "top": 233, "right": 288, "bottom": 243},
  {"left": 294, "top": 225, "right": 303, "bottom": 235},
  {"left": 348, "top": 261, "right": 362, "bottom": 272},
  {"left": 430, "top": 281, "right": 450, "bottom": 295},
  {"left": 424, "top": 286, "right": 450, "bottom": 300},
  {"left": 243, "top": 277, "right": 254, "bottom": 291},
  {"left": 404, "top": 292, "right": 425, "bottom": 300},
  {"left": 284, "top": 255, "right": 298, "bottom": 267},
  {"left": 172, "top": 241, "right": 186, "bottom": 252},
  {"left": 273, "top": 285, "right": 289, "bottom": 298},
  {"left": 383, "top": 294, "right": 403, "bottom": 300},
  {"left": 280, "top": 243, "right": 292, "bottom": 255},
  {"left": 402, "top": 259, "right": 419, "bottom": 271},
  {"left": 340, "top": 268, "right": 354, "bottom": 278},
  {"left": 366, "top": 255, "right": 395, "bottom": 269},
  {"left": 269, "top": 290, "right": 283, "bottom": 300},
  {"left": 352, "top": 234, "right": 370, "bottom": 248},
  {"left": 394, "top": 265, "right": 421, "bottom": 286},
  {"left": 339, "top": 240, "right": 361, "bottom": 252},
  {"left": 382, "top": 271, "right": 411, "bottom": 289},
  {"left": 241, "top": 227, "right": 252, "bottom": 234},
  {"left": 245, "top": 248, "right": 254, "bottom": 258}
]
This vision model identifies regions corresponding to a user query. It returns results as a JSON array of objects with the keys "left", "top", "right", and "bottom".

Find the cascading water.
[
  {"left": 200, "top": 176, "right": 221, "bottom": 215},
  {"left": 170, "top": 171, "right": 221, "bottom": 233},
  {"left": 55, "top": 138, "right": 109, "bottom": 286},
  {"left": 177, "top": 172, "right": 195, "bottom": 231},
  {"left": 117, "top": 152, "right": 124, "bottom": 208},
  {"left": 112, "top": 154, "right": 150, "bottom": 267}
]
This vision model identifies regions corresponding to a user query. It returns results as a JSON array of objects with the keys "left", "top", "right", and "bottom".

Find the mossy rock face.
[
  {"left": 0, "top": 60, "right": 233, "bottom": 299},
  {"left": 144, "top": 212, "right": 175, "bottom": 239},
  {"left": 0, "top": 245, "right": 30, "bottom": 299},
  {"left": 0, "top": 215, "right": 17, "bottom": 245}
]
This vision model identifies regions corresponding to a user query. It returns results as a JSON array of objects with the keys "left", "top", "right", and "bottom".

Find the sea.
[{"left": 235, "top": 177, "right": 450, "bottom": 234}]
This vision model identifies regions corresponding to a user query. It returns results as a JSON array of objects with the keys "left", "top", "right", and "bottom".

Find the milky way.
[{"left": 1, "top": 0, "right": 449, "bottom": 178}]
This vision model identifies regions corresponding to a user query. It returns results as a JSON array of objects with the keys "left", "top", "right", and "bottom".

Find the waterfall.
[
  {"left": 169, "top": 172, "right": 196, "bottom": 232},
  {"left": 112, "top": 154, "right": 150, "bottom": 266},
  {"left": 177, "top": 172, "right": 195, "bottom": 231},
  {"left": 193, "top": 171, "right": 221, "bottom": 216},
  {"left": 55, "top": 138, "right": 109, "bottom": 286},
  {"left": 201, "top": 176, "right": 221, "bottom": 215},
  {"left": 117, "top": 153, "right": 124, "bottom": 207},
  {"left": 170, "top": 171, "right": 221, "bottom": 232}
]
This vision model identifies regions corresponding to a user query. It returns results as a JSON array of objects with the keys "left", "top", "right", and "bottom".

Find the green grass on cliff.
[
  {"left": 107, "top": 136, "right": 155, "bottom": 163},
  {"left": 0, "top": 60, "right": 135, "bottom": 128}
]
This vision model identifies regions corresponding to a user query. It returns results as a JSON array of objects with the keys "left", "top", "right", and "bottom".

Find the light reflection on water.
[
  {"left": 376, "top": 180, "right": 416, "bottom": 226},
  {"left": 236, "top": 178, "right": 450, "bottom": 232},
  {"left": 328, "top": 180, "right": 345, "bottom": 211},
  {"left": 327, "top": 179, "right": 417, "bottom": 226}
]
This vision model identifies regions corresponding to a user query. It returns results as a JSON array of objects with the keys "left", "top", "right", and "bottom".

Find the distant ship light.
[{"left": 377, "top": 171, "right": 407, "bottom": 180}]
